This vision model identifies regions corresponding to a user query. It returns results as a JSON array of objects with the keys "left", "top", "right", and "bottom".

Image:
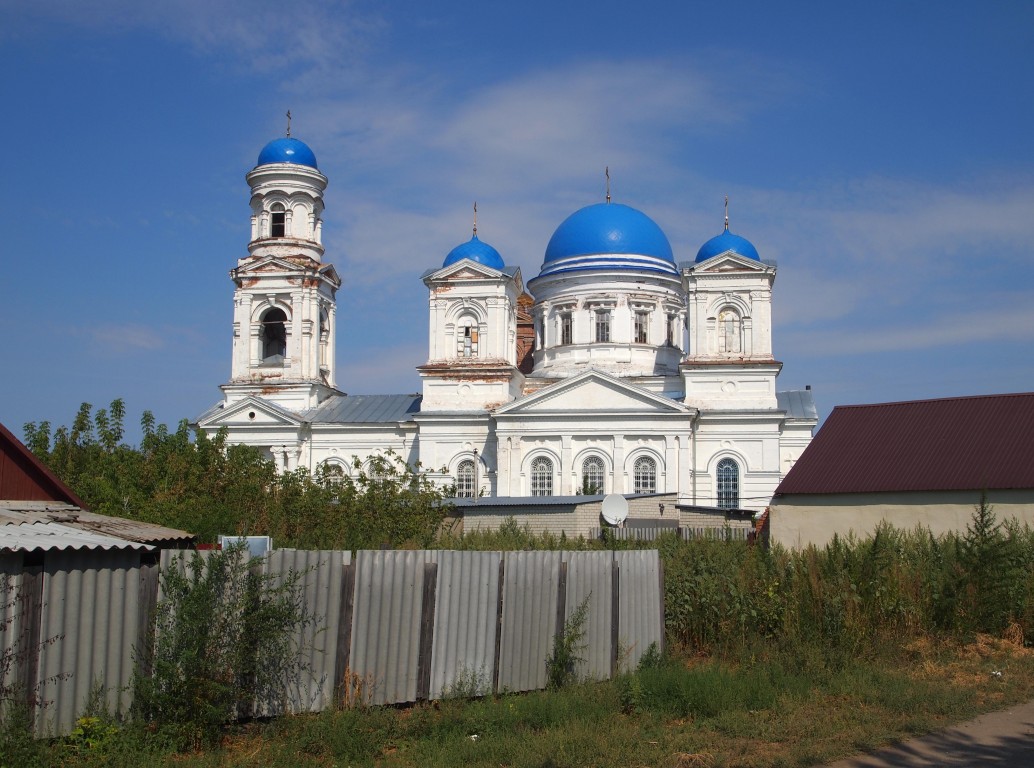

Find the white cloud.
[
  {"left": 82, "top": 324, "right": 165, "bottom": 352},
  {"left": 785, "top": 303, "right": 1034, "bottom": 357},
  {"left": 2, "top": 0, "right": 375, "bottom": 72}
]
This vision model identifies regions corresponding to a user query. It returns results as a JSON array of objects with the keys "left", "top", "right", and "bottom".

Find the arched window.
[
  {"left": 456, "top": 459, "right": 476, "bottom": 498},
  {"left": 318, "top": 308, "right": 330, "bottom": 369},
  {"left": 716, "top": 458, "right": 739, "bottom": 509},
  {"left": 457, "top": 316, "right": 479, "bottom": 358},
  {"left": 261, "top": 308, "right": 288, "bottom": 362},
  {"left": 321, "top": 462, "right": 345, "bottom": 488},
  {"left": 633, "top": 456, "right": 657, "bottom": 494},
  {"left": 581, "top": 456, "right": 605, "bottom": 495},
  {"left": 270, "top": 203, "right": 286, "bottom": 238},
  {"left": 718, "top": 308, "right": 741, "bottom": 353},
  {"left": 530, "top": 457, "right": 553, "bottom": 497}
]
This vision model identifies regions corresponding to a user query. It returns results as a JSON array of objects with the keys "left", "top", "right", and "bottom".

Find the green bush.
[
  {"left": 131, "top": 545, "right": 313, "bottom": 750},
  {"left": 546, "top": 596, "right": 590, "bottom": 689}
]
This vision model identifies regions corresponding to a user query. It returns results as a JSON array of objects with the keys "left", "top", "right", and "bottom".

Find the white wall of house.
[{"left": 771, "top": 489, "right": 1034, "bottom": 549}]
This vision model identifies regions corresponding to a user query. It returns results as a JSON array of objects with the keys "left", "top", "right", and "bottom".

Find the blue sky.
[{"left": 2, "top": 1, "right": 1032, "bottom": 441}]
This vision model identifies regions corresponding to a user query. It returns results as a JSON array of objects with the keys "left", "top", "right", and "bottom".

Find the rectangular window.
[
  {"left": 458, "top": 326, "right": 478, "bottom": 357},
  {"left": 560, "top": 313, "right": 573, "bottom": 345},
  {"left": 595, "top": 310, "right": 611, "bottom": 343},
  {"left": 634, "top": 311, "right": 649, "bottom": 344},
  {"left": 666, "top": 314, "right": 676, "bottom": 346},
  {"left": 271, "top": 211, "right": 286, "bottom": 238}
]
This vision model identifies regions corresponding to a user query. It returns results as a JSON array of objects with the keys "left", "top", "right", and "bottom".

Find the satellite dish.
[{"left": 600, "top": 494, "right": 629, "bottom": 526}]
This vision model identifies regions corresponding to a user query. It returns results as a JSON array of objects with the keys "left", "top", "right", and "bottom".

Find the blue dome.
[
  {"left": 443, "top": 235, "right": 505, "bottom": 270},
  {"left": 256, "top": 137, "right": 318, "bottom": 169},
  {"left": 695, "top": 229, "right": 760, "bottom": 262},
  {"left": 544, "top": 203, "right": 674, "bottom": 264}
]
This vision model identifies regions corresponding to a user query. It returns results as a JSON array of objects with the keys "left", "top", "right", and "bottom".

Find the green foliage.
[
  {"left": 546, "top": 596, "right": 590, "bottom": 689},
  {"left": 131, "top": 545, "right": 312, "bottom": 750},
  {"left": 443, "top": 666, "right": 491, "bottom": 699},
  {"left": 956, "top": 495, "right": 1026, "bottom": 634},
  {"left": 25, "top": 401, "right": 454, "bottom": 549}
]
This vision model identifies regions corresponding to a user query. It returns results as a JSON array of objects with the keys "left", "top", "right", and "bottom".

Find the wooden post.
[
  {"left": 135, "top": 560, "right": 160, "bottom": 680},
  {"left": 658, "top": 557, "right": 666, "bottom": 654},
  {"left": 491, "top": 557, "right": 505, "bottom": 694},
  {"left": 415, "top": 562, "right": 438, "bottom": 701},
  {"left": 333, "top": 563, "right": 356, "bottom": 705},
  {"left": 16, "top": 563, "right": 44, "bottom": 713},
  {"left": 610, "top": 558, "right": 620, "bottom": 677}
]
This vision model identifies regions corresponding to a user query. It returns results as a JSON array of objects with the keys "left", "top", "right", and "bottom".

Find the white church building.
[{"left": 197, "top": 135, "right": 816, "bottom": 519}]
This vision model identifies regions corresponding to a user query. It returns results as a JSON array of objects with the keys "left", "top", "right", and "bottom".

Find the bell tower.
[
  {"left": 417, "top": 219, "right": 525, "bottom": 411},
  {"left": 221, "top": 134, "right": 342, "bottom": 412}
]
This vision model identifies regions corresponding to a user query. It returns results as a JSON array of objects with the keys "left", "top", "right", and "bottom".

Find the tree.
[
  {"left": 24, "top": 401, "right": 453, "bottom": 550},
  {"left": 954, "top": 494, "right": 1026, "bottom": 634}
]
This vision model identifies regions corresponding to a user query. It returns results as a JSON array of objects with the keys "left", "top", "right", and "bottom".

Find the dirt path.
[{"left": 820, "top": 698, "right": 1034, "bottom": 766}]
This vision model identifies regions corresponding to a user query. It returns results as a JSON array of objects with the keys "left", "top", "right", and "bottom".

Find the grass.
[{"left": 17, "top": 632, "right": 1034, "bottom": 768}]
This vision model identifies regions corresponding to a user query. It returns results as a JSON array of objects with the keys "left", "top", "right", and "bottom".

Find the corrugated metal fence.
[
  {"left": 590, "top": 526, "right": 752, "bottom": 542},
  {"left": 2, "top": 548, "right": 663, "bottom": 734}
]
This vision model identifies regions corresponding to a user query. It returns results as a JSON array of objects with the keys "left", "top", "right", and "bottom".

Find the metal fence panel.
[
  {"left": 614, "top": 550, "right": 663, "bottom": 670},
  {"left": 428, "top": 550, "right": 501, "bottom": 699},
  {"left": 564, "top": 552, "right": 613, "bottom": 682},
  {"left": 36, "top": 550, "right": 143, "bottom": 736},
  {"left": 350, "top": 550, "right": 427, "bottom": 705},
  {"left": 497, "top": 551, "right": 561, "bottom": 693},
  {"left": 263, "top": 549, "right": 350, "bottom": 714}
]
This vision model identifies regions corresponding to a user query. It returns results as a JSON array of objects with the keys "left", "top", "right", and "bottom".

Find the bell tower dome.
[{"left": 221, "top": 133, "right": 342, "bottom": 412}]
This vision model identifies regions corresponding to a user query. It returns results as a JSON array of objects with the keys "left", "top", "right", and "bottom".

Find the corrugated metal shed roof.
[
  {"left": 775, "top": 392, "right": 1034, "bottom": 495},
  {"left": 305, "top": 394, "right": 421, "bottom": 424},
  {"left": 777, "top": 389, "right": 818, "bottom": 421},
  {"left": 1, "top": 521, "right": 155, "bottom": 552},
  {"left": 0, "top": 501, "right": 195, "bottom": 546}
]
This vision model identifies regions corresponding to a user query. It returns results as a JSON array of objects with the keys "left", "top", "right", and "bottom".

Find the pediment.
[
  {"left": 496, "top": 370, "right": 691, "bottom": 416},
  {"left": 318, "top": 263, "right": 341, "bottom": 285},
  {"left": 235, "top": 255, "right": 318, "bottom": 276},
  {"left": 424, "top": 259, "right": 521, "bottom": 284},
  {"left": 197, "top": 396, "right": 303, "bottom": 428},
  {"left": 691, "top": 252, "right": 771, "bottom": 273}
]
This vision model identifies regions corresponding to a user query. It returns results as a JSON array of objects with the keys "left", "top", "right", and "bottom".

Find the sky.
[{"left": 1, "top": 0, "right": 1032, "bottom": 443}]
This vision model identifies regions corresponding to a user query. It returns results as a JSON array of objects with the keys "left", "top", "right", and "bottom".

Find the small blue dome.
[
  {"left": 256, "top": 137, "right": 318, "bottom": 169},
  {"left": 544, "top": 203, "right": 674, "bottom": 264},
  {"left": 443, "top": 235, "right": 505, "bottom": 270},
  {"left": 695, "top": 229, "right": 760, "bottom": 262}
]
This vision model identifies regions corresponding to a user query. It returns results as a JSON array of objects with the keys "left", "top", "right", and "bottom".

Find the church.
[{"left": 197, "top": 134, "right": 816, "bottom": 516}]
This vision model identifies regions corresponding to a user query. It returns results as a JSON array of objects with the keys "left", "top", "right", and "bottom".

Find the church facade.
[{"left": 197, "top": 135, "right": 816, "bottom": 514}]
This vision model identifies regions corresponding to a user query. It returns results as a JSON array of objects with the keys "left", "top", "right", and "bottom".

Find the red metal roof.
[
  {"left": 775, "top": 392, "right": 1034, "bottom": 495},
  {"left": 0, "top": 421, "right": 87, "bottom": 507}
]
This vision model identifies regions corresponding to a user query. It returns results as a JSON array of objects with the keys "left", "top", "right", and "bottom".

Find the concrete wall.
[
  {"left": 460, "top": 493, "right": 681, "bottom": 538},
  {"left": 771, "top": 489, "right": 1034, "bottom": 549}
]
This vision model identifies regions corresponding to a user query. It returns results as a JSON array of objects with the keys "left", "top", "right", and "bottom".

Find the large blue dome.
[
  {"left": 256, "top": 137, "right": 318, "bottom": 169},
  {"left": 695, "top": 229, "right": 760, "bottom": 262},
  {"left": 443, "top": 235, "right": 505, "bottom": 270},
  {"left": 544, "top": 203, "right": 674, "bottom": 264}
]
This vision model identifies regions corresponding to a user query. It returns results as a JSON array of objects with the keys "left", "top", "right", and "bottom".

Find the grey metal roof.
[
  {"left": 1, "top": 521, "right": 155, "bottom": 553},
  {"left": 777, "top": 389, "right": 818, "bottom": 421},
  {"left": 451, "top": 495, "right": 594, "bottom": 509},
  {"left": 0, "top": 502, "right": 195, "bottom": 546},
  {"left": 451, "top": 492, "right": 669, "bottom": 508},
  {"left": 305, "top": 394, "right": 421, "bottom": 424}
]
